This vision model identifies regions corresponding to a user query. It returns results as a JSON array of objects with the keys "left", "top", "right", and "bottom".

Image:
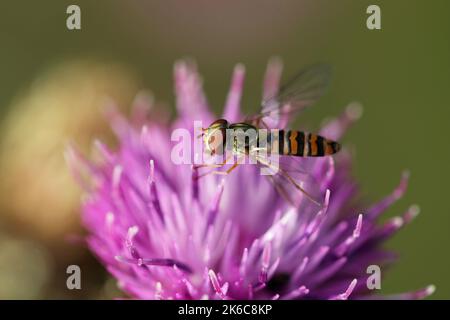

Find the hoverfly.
[{"left": 196, "top": 64, "right": 340, "bottom": 207}]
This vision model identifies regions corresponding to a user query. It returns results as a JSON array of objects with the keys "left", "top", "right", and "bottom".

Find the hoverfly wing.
[
  {"left": 254, "top": 153, "right": 324, "bottom": 208},
  {"left": 246, "top": 64, "right": 332, "bottom": 128}
]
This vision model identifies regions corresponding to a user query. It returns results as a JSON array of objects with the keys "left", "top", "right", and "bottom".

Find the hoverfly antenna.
[{"left": 196, "top": 127, "right": 207, "bottom": 139}]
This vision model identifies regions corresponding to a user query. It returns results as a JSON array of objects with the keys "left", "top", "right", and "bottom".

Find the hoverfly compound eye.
[
  {"left": 204, "top": 126, "right": 226, "bottom": 156},
  {"left": 209, "top": 119, "right": 229, "bottom": 129}
]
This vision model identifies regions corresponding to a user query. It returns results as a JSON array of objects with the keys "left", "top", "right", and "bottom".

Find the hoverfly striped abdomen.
[{"left": 270, "top": 130, "right": 340, "bottom": 157}]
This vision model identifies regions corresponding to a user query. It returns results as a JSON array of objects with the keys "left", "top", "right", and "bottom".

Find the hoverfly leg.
[
  {"left": 256, "top": 155, "right": 322, "bottom": 207},
  {"left": 193, "top": 154, "right": 234, "bottom": 180},
  {"left": 279, "top": 168, "right": 322, "bottom": 207},
  {"left": 211, "top": 163, "right": 239, "bottom": 176},
  {"left": 193, "top": 163, "right": 225, "bottom": 170}
]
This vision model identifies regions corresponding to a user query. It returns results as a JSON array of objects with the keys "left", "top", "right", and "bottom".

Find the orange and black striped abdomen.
[{"left": 275, "top": 130, "right": 340, "bottom": 157}]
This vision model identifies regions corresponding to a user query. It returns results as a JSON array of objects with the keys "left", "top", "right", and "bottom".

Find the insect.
[{"left": 195, "top": 64, "right": 340, "bottom": 207}]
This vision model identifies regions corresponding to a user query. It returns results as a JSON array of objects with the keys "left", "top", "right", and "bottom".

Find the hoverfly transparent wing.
[
  {"left": 253, "top": 152, "right": 324, "bottom": 208},
  {"left": 246, "top": 64, "right": 332, "bottom": 128}
]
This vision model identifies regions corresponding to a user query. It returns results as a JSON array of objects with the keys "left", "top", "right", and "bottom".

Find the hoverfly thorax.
[
  {"left": 203, "top": 119, "right": 229, "bottom": 156},
  {"left": 228, "top": 123, "right": 258, "bottom": 154}
]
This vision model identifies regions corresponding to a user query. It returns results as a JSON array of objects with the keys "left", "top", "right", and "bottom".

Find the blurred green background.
[{"left": 0, "top": 0, "right": 449, "bottom": 299}]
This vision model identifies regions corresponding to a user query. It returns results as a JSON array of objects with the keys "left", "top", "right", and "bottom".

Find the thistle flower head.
[{"left": 68, "top": 59, "right": 433, "bottom": 299}]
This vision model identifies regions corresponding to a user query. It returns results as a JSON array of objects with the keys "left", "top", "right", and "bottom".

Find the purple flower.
[{"left": 68, "top": 59, "right": 433, "bottom": 300}]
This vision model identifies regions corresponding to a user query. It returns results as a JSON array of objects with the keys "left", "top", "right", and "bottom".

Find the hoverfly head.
[{"left": 203, "top": 119, "right": 228, "bottom": 156}]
